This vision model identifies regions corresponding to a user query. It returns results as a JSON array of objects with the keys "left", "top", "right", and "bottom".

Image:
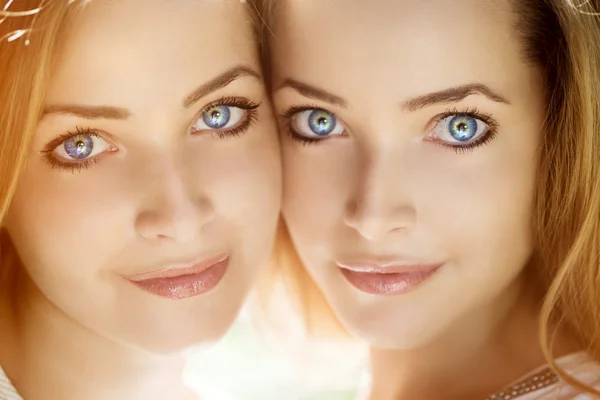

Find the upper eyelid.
[
  {"left": 283, "top": 106, "right": 497, "bottom": 137},
  {"left": 40, "top": 130, "right": 114, "bottom": 163},
  {"left": 41, "top": 99, "right": 261, "bottom": 152},
  {"left": 280, "top": 105, "right": 493, "bottom": 120},
  {"left": 283, "top": 107, "right": 348, "bottom": 139},
  {"left": 280, "top": 105, "right": 337, "bottom": 119},
  {"left": 196, "top": 96, "right": 260, "bottom": 116},
  {"left": 191, "top": 103, "right": 259, "bottom": 133},
  {"left": 182, "top": 98, "right": 255, "bottom": 134},
  {"left": 428, "top": 108, "right": 497, "bottom": 128},
  {"left": 42, "top": 128, "right": 102, "bottom": 151}
]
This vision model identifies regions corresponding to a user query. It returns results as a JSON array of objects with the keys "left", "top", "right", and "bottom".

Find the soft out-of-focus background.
[{"left": 184, "top": 290, "right": 371, "bottom": 400}]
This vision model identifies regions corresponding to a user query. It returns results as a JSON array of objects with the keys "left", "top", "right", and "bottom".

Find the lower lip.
[
  {"left": 339, "top": 265, "right": 441, "bottom": 296},
  {"left": 128, "top": 258, "right": 229, "bottom": 300}
]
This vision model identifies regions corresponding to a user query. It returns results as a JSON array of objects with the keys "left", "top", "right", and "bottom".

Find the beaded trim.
[{"left": 486, "top": 368, "right": 559, "bottom": 400}]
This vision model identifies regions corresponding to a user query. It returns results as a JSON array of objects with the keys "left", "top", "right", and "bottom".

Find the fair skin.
[
  {"left": 271, "top": 0, "right": 576, "bottom": 398},
  {"left": 0, "top": 0, "right": 280, "bottom": 399}
]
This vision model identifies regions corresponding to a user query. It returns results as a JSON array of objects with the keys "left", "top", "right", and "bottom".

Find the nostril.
[
  {"left": 344, "top": 200, "right": 416, "bottom": 241},
  {"left": 134, "top": 195, "right": 216, "bottom": 243}
]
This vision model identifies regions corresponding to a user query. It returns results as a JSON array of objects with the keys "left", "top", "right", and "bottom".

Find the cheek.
[
  {"left": 213, "top": 147, "right": 280, "bottom": 222},
  {"left": 281, "top": 142, "right": 355, "bottom": 237},
  {"left": 418, "top": 142, "right": 538, "bottom": 285},
  {"left": 7, "top": 126, "right": 282, "bottom": 278},
  {"left": 4, "top": 161, "right": 137, "bottom": 284},
  {"left": 281, "top": 131, "right": 539, "bottom": 279},
  {"left": 197, "top": 129, "right": 282, "bottom": 259}
]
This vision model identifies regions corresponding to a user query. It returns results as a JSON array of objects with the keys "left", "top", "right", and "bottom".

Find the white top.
[
  {"left": 0, "top": 366, "right": 21, "bottom": 400},
  {"left": 1, "top": 352, "right": 600, "bottom": 399},
  {"left": 514, "top": 352, "right": 600, "bottom": 399},
  {"left": 355, "top": 352, "right": 600, "bottom": 400}
]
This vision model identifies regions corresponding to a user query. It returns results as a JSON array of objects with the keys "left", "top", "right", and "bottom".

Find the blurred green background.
[{"left": 184, "top": 305, "right": 370, "bottom": 400}]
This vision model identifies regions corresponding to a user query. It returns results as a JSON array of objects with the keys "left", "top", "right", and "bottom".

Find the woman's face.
[
  {"left": 272, "top": 0, "right": 545, "bottom": 348},
  {"left": 4, "top": 0, "right": 281, "bottom": 354}
]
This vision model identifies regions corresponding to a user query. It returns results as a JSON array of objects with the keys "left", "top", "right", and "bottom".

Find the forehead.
[
  {"left": 272, "top": 0, "right": 536, "bottom": 102},
  {"left": 48, "top": 0, "right": 258, "bottom": 108}
]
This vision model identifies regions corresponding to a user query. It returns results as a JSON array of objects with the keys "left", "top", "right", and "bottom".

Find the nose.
[
  {"left": 135, "top": 159, "right": 215, "bottom": 243},
  {"left": 343, "top": 147, "right": 416, "bottom": 241}
]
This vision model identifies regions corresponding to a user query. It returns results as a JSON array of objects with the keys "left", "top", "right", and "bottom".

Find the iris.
[
  {"left": 64, "top": 134, "right": 94, "bottom": 159},
  {"left": 203, "top": 105, "right": 231, "bottom": 129},
  {"left": 308, "top": 110, "right": 337, "bottom": 136},
  {"left": 448, "top": 115, "right": 477, "bottom": 142}
]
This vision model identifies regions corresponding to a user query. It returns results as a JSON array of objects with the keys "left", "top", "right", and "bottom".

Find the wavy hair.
[{"left": 258, "top": 0, "right": 600, "bottom": 394}]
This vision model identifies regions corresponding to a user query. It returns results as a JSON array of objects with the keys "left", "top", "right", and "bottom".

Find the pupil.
[
  {"left": 455, "top": 122, "right": 468, "bottom": 132},
  {"left": 211, "top": 111, "right": 221, "bottom": 120},
  {"left": 317, "top": 117, "right": 328, "bottom": 127}
]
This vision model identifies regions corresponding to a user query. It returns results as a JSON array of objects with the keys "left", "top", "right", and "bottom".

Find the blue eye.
[
  {"left": 448, "top": 116, "right": 477, "bottom": 141},
  {"left": 290, "top": 108, "right": 345, "bottom": 139},
  {"left": 202, "top": 105, "right": 231, "bottom": 129},
  {"left": 434, "top": 114, "right": 489, "bottom": 144},
  {"left": 308, "top": 110, "right": 336, "bottom": 136},
  {"left": 53, "top": 132, "right": 112, "bottom": 161},
  {"left": 65, "top": 134, "right": 93, "bottom": 159},
  {"left": 193, "top": 105, "right": 247, "bottom": 133}
]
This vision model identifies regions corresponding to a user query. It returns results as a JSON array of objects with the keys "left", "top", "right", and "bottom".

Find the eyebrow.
[
  {"left": 182, "top": 65, "right": 261, "bottom": 108},
  {"left": 277, "top": 79, "right": 347, "bottom": 107},
  {"left": 42, "top": 105, "right": 131, "bottom": 120},
  {"left": 401, "top": 83, "right": 510, "bottom": 111},
  {"left": 41, "top": 65, "right": 262, "bottom": 120},
  {"left": 277, "top": 79, "right": 510, "bottom": 110}
]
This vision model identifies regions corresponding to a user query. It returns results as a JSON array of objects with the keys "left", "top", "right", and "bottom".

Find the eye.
[
  {"left": 433, "top": 114, "right": 489, "bottom": 144},
  {"left": 53, "top": 132, "right": 114, "bottom": 162},
  {"left": 290, "top": 109, "right": 345, "bottom": 139},
  {"left": 192, "top": 105, "right": 248, "bottom": 133}
]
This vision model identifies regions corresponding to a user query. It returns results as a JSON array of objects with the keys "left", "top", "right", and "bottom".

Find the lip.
[
  {"left": 124, "top": 254, "right": 229, "bottom": 300},
  {"left": 337, "top": 260, "right": 442, "bottom": 296}
]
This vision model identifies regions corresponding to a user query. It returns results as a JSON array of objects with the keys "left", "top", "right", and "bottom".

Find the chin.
[
  {"left": 343, "top": 324, "right": 426, "bottom": 350},
  {"left": 118, "top": 315, "right": 238, "bottom": 357},
  {"left": 364, "top": 330, "right": 439, "bottom": 350},
  {"left": 135, "top": 327, "right": 232, "bottom": 357},
  {"left": 335, "top": 304, "right": 443, "bottom": 351}
]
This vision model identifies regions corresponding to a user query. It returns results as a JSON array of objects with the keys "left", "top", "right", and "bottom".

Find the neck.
[
  {"left": 368, "top": 271, "right": 580, "bottom": 400},
  {"left": 0, "top": 272, "right": 197, "bottom": 400}
]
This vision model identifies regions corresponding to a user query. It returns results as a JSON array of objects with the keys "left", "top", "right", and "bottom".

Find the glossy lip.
[
  {"left": 337, "top": 260, "right": 442, "bottom": 296},
  {"left": 124, "top": 254, "right": 229, "bottom": 300}
]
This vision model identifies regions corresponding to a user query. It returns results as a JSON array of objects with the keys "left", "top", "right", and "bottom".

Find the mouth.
[
  {"left": 336, "top": 260, "right": 442, "bottom": 296},
  {"left": 124, "top": 254, "right": 229, "bottom": 300}
]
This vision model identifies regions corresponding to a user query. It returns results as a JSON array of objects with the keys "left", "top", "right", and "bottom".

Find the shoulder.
[{"left": 523, "top": 352, "right": 600, "bottom": 400}]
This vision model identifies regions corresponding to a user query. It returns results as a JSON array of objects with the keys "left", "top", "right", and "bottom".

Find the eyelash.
[
  {"left": 40, "top": 97, "right": 261, "bottom": 173},
  {"left": 40, "top": 127, "right": 103, "bottom": 173},
  {"left": 281, "top": 105, "right": 499, "bottom": 154},
  {"left": 433, "top": 106, "right": 499, "bottom": 154},
  {"left": 196, "top": 96, "right": 261, "bottom": 139},
  {"left": 280, "top": 105, "right": 337, "bottom": 146}
]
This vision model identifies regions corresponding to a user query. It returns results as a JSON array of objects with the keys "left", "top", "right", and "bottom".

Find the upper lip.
[
  {"left": 336, "top": 258, "right": 443, "bottom": 274},
  {"left": 123, "top": 254, "right": 229, "bottom": 281}
]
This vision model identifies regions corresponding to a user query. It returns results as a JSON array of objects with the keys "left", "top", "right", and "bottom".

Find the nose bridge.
[
  {"left": 161, "top": 156, "right": 194, "bottom": 206},
  {"left": 135, "top": 152, "right": 213, "bottom": 242},
  {"left": 145, "top": 152, "right": 191, "bottom": 207},
  {"left": 345, "top": 137, "right": 416, "bottom": 240},
  {"left": 355, "top": 144, "right": 403, "bottom": 219},
  {"left": 362, "top": 145, "right": 395, "bottom": 205}
]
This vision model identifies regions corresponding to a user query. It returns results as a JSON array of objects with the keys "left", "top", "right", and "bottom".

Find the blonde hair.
[
  {"left": 0, "top": 0, "right": 72, "bottom": 287},
  {"left": 0, "top": 0, "right": 267, "bottom": 288},
  {"left": 259, "top": 0, "right": 600, "bottom": 393}
]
